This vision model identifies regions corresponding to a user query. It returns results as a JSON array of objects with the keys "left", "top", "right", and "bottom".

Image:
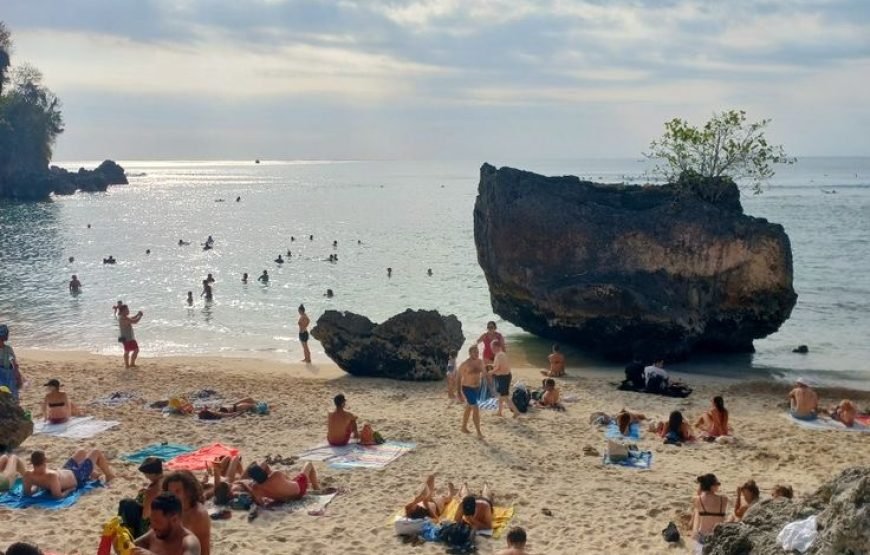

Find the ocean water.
[{"left": 0, "top": 158, "right": 868, "bottom": 389}]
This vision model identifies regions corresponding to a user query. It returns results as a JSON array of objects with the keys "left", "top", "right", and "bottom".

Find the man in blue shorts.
[
  {"left": 23, "top": 449, "right": 115, "bottom": 498},
  {"left": 459, "top": 345, "right": 486, "bottom": 439}
]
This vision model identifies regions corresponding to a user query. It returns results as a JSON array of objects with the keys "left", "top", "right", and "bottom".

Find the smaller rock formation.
[
  {"left": 0, "top": 392, "right": 33, "bottom": 450},
  {"left": 50, "top": 159, "right": 129, "bottom": 195},
  {"left": 312, "top": 309, "right": 464, "bottom": 381},
  {"left": 793, "top": 345, "right": 809, "bottom": 354},
  {"left": 704, "top": 466, "right": 870, "bottom": 554}
]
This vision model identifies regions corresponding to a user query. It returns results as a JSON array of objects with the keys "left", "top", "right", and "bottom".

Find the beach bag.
[
  {"left": 437, "top": 522, "right": 475, "bottom": 551},
  {"left": 512, "top": 386, "right": 530, "bottom": 413},
  {"left": 606, "top": 440, "right": 630, "bottom": 461},
  {"left": 661, "top": 521, "right": 680, "bottom": 543}
]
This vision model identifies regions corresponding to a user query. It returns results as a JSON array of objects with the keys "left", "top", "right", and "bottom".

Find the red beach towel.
[{"left": 165, "top": 443, "right": 239, "bottom": 471}]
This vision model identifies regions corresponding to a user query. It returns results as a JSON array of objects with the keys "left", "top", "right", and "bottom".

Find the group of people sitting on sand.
[
  {"left": 690, "top": 473, "right": 794, "bottom": 545},
  {"left": 789, "top": 377, "right": 860, "bottom": 427}
]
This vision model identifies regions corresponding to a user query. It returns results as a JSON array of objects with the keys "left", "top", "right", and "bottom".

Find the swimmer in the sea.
[
  {"left": 333, "top": 240, "right": 337, "bottom": 248},
  {"left": 427, "top": 268, "right": 433, "bottom": 276},
  {"left": 275, "top": 255, "right": 284, "bottom": 264},
  {"left": 258, "top": 270, "right": 269, "bottom": 284},
  {"left": 325, "top": 289, "right": 334, "bottom": 298},
  {"left": 242, "top": 273, "right": 249, "bottom": 284},
  {"left": 206, "top": 274, "right": 215, "bottom": 284},
  {"left": 186, "top": 292, "right": 194, "bottom": 306},
  {"left": 69, "top": 275, "right": 82, "bottom": 294},
  {"left": 387, "top": 267, "right": 392, "bottom": 278}
]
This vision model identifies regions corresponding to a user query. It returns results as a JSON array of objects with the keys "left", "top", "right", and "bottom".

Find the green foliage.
[
  {"left": 0, "top": 22, "right": 65, "bottom": 200},
  {"left": 0, "top": 21, "right": 10, "bottom": 96},
  {"left": 646, "top": 110, "right": 795, "bottom": 194}
]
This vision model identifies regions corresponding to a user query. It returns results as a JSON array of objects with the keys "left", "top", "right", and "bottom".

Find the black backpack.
[
  {"left": 437, "top": 522, "right": 476, "bottom": 552},
  {"left": 512, "top": 386, "right": 531, "bottom": 413}
]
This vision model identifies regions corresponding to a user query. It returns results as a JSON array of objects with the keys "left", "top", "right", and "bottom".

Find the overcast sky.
[{"left": 3, "top": 0, "right": 869, "bottom": 160}]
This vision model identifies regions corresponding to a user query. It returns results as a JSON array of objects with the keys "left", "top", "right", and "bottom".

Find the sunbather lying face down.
[
  {"left": 456, "top": 483, "right": 494, "bottom": 531},
  {"left": 230, "top": 461, "right": 320, "bottom": 505}
]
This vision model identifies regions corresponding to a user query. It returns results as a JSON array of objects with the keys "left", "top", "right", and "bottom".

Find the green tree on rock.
[
  {"left": 646, "top": 110, "right": 794, "bottom": 194},
  {"left": 0, "top": 21, "right": 11, "bottom": 95}
]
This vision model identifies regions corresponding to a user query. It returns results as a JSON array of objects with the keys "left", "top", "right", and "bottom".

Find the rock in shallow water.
[
  {"left": 473, "top": 164, "right": 797, "bottom": 360},
  {"left": 311, "top": 309, "right": 464, "bottom": 381}
]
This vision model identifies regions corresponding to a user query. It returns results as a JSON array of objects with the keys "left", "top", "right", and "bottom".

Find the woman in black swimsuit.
[
  {"left": 42, "top": 379, "right": 76, "bottom": 424},
  {"left": 691, "top": 473, "right": 728, "bottom": 545}
]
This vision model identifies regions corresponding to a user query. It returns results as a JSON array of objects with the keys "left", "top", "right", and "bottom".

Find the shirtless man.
[
  {"left": 497, "top": 527, "right": 529, "bottom": 555},
  {"left": 163, "top": 471, "right": 210, "bottom": 555},
  {"left": 298, "top": 304, "right": 311, "bottom": 363},
  {"left": 327, "top": 394, "right": 359, "bottom": 446},
  {"left": 789, "top": 378, "right": 819, "bottom": 420},
  {"left": 138, "top": 457, "right": 165, "bottom": 523},
  {"left": 69, "top": 275, "right": 82, "bottom": 294},
  {"left": 257, "top": 270, "right": 269, "bottom": 284},
  {"left": 454, "top": 483, "right": 494, "bottom": 531},
  {"left": 0, "top": 453, "right": 25, "bottom": 492},
  {"left": 459, "top": 345, "right": 486, "bottom": 439},
  {"left": 24, "top": 449, "right": 115, "bottom": 498},
  {"left": 232, "top": 461, "right": 319, "bottom": 505},
  {"left": 539, "top": 378, "right": 561, "bottom": 408},
  {"left": 134, "top": 492, "right": 201, "bottom": 555},
  {"left": 489, "top": 341, "right": 520, "bottom": 418},
  {"left": 542, "top": 344, "right": 565, "bottom": 377}
]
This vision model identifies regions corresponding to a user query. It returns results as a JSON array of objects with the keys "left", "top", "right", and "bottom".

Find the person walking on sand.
[
  {"left": 542, "top": 343, "right": 565, "bottom": 377},
  {"left": 459, "top": 345, "right": 486, "bottom": 439},
  {"left": 489, "top": 340, "right": 520, "bottom": 418},
  {"left": 69, "top": 275, "right": 82, "bottom": 294},
  {"left": 327, "top": 394, "right": 359, "bottom": 446},
  {"left": 118, "top": 304, "right": 143, "bottom": 368},
  {"left": 298, "top": 304, "right": 311, "bottom": 363}
]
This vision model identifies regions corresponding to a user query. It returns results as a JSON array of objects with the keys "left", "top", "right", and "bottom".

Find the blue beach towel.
[
  {"left": 605, "top": 422, "right": 641, "bottom": 440},
  {"left": 602, "top": 450, "right": 653, "bottom": 470},
  {"left": 122, "top": 443, "right": 195, "bottom": 464},
  {"left": 0, "top": 478, "right": 103, "bottom": 510}
]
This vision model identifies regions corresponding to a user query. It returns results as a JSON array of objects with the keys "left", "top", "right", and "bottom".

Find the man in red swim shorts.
[
  {"left": 232, "top": 461, "right": 319, "bottom": 505},
  {"left": 117, "top": 304, "right": 143, "bottom": 368}
]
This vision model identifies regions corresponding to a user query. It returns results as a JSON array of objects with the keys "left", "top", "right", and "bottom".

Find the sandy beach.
[{"left": 2, "top": 348, "right": 869, "bottom": 555}]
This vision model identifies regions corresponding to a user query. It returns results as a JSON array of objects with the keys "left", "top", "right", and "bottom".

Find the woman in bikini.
[
  {"left": 403, "top": 474, "right": 457, "bottom": 520},
  {"left": 657, "top": 410, "right": 694, "bottom": 444},
  {"left": 691, "top": 473, "right": 728, "bottom": 545},
  {"left": 695, "top": 396, "right": 731, "bottom": 440},
  {"left": 42, "top": 379, "right": 77, "bottom": 424}
]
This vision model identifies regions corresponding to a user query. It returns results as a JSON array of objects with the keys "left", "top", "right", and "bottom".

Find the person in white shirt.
[{"left": 643, "top": 360, "right": 669, "bottom": 391}]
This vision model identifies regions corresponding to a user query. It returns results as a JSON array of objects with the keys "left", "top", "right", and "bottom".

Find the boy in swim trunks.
[
  {"left": 24, "top": 449, "right": 115, "bottom": 498},
  {"left": 231, "top": 461, "right": 319, "bottom": 505},
  {"left": 489, "top": 341, "right": 520, "bottom": 418},
  {"left": 459, "top": 345, "right": 486, "bottom": 439}
]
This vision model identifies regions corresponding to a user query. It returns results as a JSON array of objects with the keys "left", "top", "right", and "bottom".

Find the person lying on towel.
[
  {"left": 24, "top": 449, "right": 115, "bottom": 498},
  {"left": 403, "top": 474, "right": 457, "bottom": 519},
  {"left": 227, "top": 461, "right": 319, "bottom": 505}
]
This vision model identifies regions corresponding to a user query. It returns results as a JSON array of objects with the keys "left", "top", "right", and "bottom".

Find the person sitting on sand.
[
  {"left": 497, "top": 527, "right": 529, "bottom": 555},
  {"left": 695, "top": 396, "right": 730, "bottom": 440},
  {"left": 0, "top": 324, "right": 23, "bottom": 403},
  {"left": 118, "top": 456, "right": 165, "bottom": 538},
  {"left": 643, "top": 359, "right": 669, "bottom": 392},
  {"left": 403, "top": 474, "right": 457, "bottom": 519},
  {"left": 772, "top": 484, "right": 793, "bottom": 500},
  {"left": 163, "top": 471, "right": 211, "bottom": 555},
  {"left": 691, "top": 473, "right": 728, "bottom": 545},
  {"left": 615, "top": 409, "right": 646, "bottom": 436},
  {"left": 327, "top": 394, "right": 359, "bottom": 446},
  {"left": 657, "top": 411, "right": 694, "bottom": 444},
  {"left": 0, "top": 453, "right": 25, "bottom": 492},
  {"left": 826, "top": 399, "right": 857, "bottom": 427},
  {"left": 229, "top": 461, "right": 320, "bottom": 505},
  {"left": 542, "top": 344, "right": 565, "bottom": 377},
  {"left": 41, "top": 378, "right": 78, "bottom": 424},
  {"left": 69, "top": 275, "right": 82, "bottom": 294},
  {"left": 454, "top": 483, "right": 495, "bottom": 531},
  {"left": 459, "top": 345, "right": 486, "bottom": 439},
  {"left": 789, "top": 378, "right": 818, "bottom": 420},
  {"left": 539, "top": 378, "right": 562, "bottom": 408},
  {"left": 24, "top": 449, "right": 115, "bottom": 498},
  {"left": 134, "top": 492, "right": 201, "bottom": 555},
  {"left": 732, "top": 479, "right": 760, "bottom": 521}
]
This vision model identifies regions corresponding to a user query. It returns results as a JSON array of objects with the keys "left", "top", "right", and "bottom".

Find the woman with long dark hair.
[{"left": 696, "top": 396, "right": 730, "bottom": 440}]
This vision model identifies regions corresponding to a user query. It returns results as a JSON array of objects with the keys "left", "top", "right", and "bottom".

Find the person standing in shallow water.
[
  {"left": 298, "top": 305, "right": 311, "bottom": 363},
  {"left": 68, "top": 275, "right": 82, "bottom": 294}
]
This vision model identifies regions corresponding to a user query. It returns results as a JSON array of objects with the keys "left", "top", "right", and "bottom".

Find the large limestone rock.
[
  {"left": 0, "top": 391, "right": 33, "bottom": 450},
  {"left": 473, "top": 164, "right": 797, "bottom": 360},
  {"left": 311, "top": 309, "right": 464, "bottom": 381},
  {"left": 704, "top": 466, "right": 870, "bottom": 554}
]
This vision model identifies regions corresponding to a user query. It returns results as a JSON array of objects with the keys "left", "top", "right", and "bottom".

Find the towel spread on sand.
[
  {"left": 602, "top": 450, "right": 653, "bottom": 470},
  {"left": 122, "top": 443, "right": 195, "bottom": 464},
  {"left": 267, "top": 491, "right": 338, "bottom": 516},
  {"left": 33, "top": 416, "right": 120, "bottom": 439},
  {"left": 605, "top": 422, "right": 641, "bottom": 440},
  {"left": 785, "top": 413, "right": 870, "bottom": 432},
  {"left": 299, "top": 441, "right": 415, "bottom": 469},
  {"left": 165, "top": 443, "right": 240, "bottom": 471},
  {"left": 0, "top": 478, "right": 103, "bottom": 510}
]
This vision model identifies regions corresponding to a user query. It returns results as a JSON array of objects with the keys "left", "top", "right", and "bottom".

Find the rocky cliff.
[
  {"left": 0, "top": 160, "right": 127, "bottom": 200},
  {"left": 311, "top": 309, "right": 464, "bottom": 381},
  {"left": 473, "top": 164, "right": 797, "bottom": 360}
]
